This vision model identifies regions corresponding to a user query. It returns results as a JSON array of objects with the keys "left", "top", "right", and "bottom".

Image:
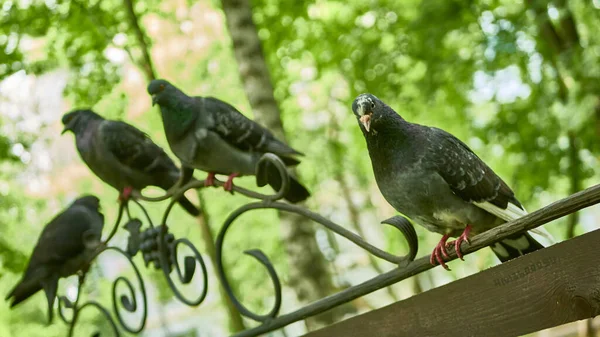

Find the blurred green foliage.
[{"left": 0, "top": 0, "right": 599, "bottom": 336}]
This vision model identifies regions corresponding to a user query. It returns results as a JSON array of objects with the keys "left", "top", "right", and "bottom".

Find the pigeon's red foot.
[
  {"left": 430, "top": 233, "right": 451, "bottom": 271},
  {"left": 119, "top": 186, "right": 134, "bottom": 203},
  {"left": 204, "top": 172, "right": 216, "bottom": 187},
  {"left": 449, "top": 224, "right": 472, "bottom": 261},
  {"left": 223, "top": 173, "right": 240, "bottom": 192}
]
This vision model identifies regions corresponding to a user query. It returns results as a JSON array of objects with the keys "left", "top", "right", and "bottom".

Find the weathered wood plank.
[{"left": 305, "top": 228, "right": 600, "bottom": 337}]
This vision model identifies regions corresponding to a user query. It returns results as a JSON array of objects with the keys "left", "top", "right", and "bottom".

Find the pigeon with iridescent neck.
[
  {"left": 147, "top": 79, "right": 310, "bottom": 203},
  {"left": 352, "top": 93, "right": 554, "bottom": 270},
  {"left": 61, "top": 109, "right": 200, "bottom": 216}
]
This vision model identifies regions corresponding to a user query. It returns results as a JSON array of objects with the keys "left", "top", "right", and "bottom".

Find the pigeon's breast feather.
[{"left": 376, "top": 170, "right": 500, "bottom": 235}]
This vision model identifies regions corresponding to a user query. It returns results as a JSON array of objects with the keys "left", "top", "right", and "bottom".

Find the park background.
[{"left": 1, "top": 0, "right": 599, "bottom": 336}]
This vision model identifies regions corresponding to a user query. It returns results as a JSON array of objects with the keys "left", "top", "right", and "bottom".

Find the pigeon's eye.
[
  {"left": 159, "top": 84, "right": 165, "bottom": 91},
  {"left": 370, "top": 101, "right": 375, "bottom": 109}
]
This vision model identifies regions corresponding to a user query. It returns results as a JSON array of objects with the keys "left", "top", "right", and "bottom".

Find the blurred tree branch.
[
  {"left": 526, "top": 0, "right": 589, "bottom": 235},
  {"left": 195, "top": 192, "right": 246, "bottom": 332},
  {"left": 123, "top": 0, "right": 157, "bottom": 81},
  {"left": 526, "top": 0, "right": 568, "bottom": 101}
]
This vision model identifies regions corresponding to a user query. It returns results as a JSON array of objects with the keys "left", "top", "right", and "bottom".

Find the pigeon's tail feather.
[
  {"left": 490, "top": 232, "right": 544, "bottom": 263},
  {"left": 283, "top": 177, "right": 311, "bottom": 203},
  {"left": 177, "top": 196, "right": 201, "bottom": 216},
  {"left": 264, "top": 164, "right": 310, "bottom": 203},
  {"left": 278, "top": 155, "right": 301, "bottom": 166},
  {"left": 159, "top": 174, "right": 201, "bottom": 217},
  {"left": 265, "top": 142, "right": 304, "bottom": 158},
  {"left": 6, "top": 278, "right": 42, "bottom": 308}
]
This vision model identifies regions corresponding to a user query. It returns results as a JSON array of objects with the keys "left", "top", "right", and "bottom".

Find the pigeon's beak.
[
  {"left": 151, "top": 94, "right": 157, "bottom": 106},
  {"left": 360, "top": 114, "right": 372, "bottom": 132},
  {"left": 61, "top": 125, "right": 71, "bottom": 135}
]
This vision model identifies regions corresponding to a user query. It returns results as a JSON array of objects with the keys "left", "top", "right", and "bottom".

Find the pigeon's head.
[
  {"left": 147, "top": 79, "right": 178, "bottom": 107},
  {"left": 61, "top": 109, "right": 102, "bottom": 135},
  {"left": 72, "top": 195, "right": 101, "bottom": 211},
  {"left": 351, "top": 93, "right": 385, "bottom": 133}
]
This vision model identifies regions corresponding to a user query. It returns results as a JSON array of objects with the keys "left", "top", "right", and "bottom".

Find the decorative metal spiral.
[
  {"left": 57, "top": 246, "right": 147, "bottom": 337},
  {"left": 211, "top": 154, "right": 418, "bottom": 322},
  {"left": 52, "top": 152, "right": 417, "bottom": 336},
  {"left": 155, "top": 224, "right": 209, "bottom": 306}
]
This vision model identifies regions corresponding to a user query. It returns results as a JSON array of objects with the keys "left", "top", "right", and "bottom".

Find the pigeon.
[
  {"left": 147, "top": 79, "right": 310, "bottom": 203},
  {"left": 5, "top": 195, "right": 104, "bottom": 323},
  {"left": 351, "top": 93, "right": 554, "bottom": 270},
  {"left": 61, "top": 109, "right": 200, "bottom": 216}
]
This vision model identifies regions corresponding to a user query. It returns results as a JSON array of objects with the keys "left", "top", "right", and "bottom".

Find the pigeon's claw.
[
  {"left": 204, "top": 172, "right": 216, "bottom": 187},
  {"left": 119, "top": 186, "right": 134, "bottom": 203},
  {"left": 223, "top": 173, "right": 240, "bottom": 192},
  {"left": 430, "top": 234, "right": 451, "bottom": 271},
  {"left": 450, "top": 225, "right": 472, "bottom": 261}
]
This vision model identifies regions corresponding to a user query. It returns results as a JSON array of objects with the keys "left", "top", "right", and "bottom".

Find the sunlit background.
[{"left": 1, "top": 0, "right": 599, "bottom": 336}]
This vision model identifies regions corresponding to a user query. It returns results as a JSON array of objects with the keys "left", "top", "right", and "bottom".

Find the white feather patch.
[
  {"left": 474, "top": 201, "right": 556, "bottom": 245},
  {"left": 528, "top": 227, "right": 556, "bottom": 245},
  {"left": 474, "top": 201, "right": 527, "bottom": 221}
]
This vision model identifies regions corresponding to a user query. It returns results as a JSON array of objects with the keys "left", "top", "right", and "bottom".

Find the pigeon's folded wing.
[
  {"left": 29, "top": 209, "right": 100, "bottom": 268},
  {"left": 201, "top": 97, "right": 302, "bottom": 164},
  {"left": 426, "top": 127, "right": 523, "bottom": 212},
  {"left": 427, "top": 127, "right": 556, "bottom": 246},
  {"left": 100, "top": 121, "right": 176, "bottom": 174}
]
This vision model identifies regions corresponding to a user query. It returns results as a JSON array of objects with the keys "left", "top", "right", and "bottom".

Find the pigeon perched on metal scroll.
[
  {"left": 351, "top": 93, "right": 554, "bottom": 270},
  {"left": 147, "top": 79, "right": 310, "bottom": 203},
  {"left": 5, "top": 195, "right": 104, "bottom": 322},
  {"left": 61, "top": 109, "right": 200, "bottom": 216}
]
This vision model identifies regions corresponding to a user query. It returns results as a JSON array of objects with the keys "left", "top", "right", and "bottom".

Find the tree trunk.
[
  {"left": 195, "top": 192, "right": 246, "bottom": 332},
  {"left": 123, "top": 0, "right": 157, "bottom": 81},
  {"left": 122, "top": 0, "right": 246, "bottom": 332},
  {"left": 220, "top": 0, "right": 354, "bottom": 329}
]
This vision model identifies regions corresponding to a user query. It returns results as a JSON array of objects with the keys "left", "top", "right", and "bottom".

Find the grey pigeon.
[
  {"left": 5, "top": 195, "right": 104, "bottom": 323},
  {"left": 62, "top": 109, "right": 200, "bottom": 216},
  {"left": 147, "top": 79, "right": 310, "bottom": 203},
  {"left": 351, "top": 93, "right": 554, "bottom": 270}
]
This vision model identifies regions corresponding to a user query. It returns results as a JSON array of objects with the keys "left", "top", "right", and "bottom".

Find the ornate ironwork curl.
[
  {"left": 157, "top": 225, "right": 209, "bottom": 306},
  {"left": 51, "top": 152, "right": 416, "bottom": 336},
  {"left": 58, "top": 215, "right": 148, "bottom": 336},
  {"left": 205, "top": 154, "right": 419, "bottom": 323},
  {"left": 108, "top": 246, "right": 147, "bottom": 334},
  {"left": 131, "top": 153, "right": 417, "bottom": 324},
  {"left": 59, "top": 289, "right": 119, "bottom": 337}
]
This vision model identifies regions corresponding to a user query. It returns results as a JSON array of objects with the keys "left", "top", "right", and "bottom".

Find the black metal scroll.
[
  {"left": 148, "top": 153, "right": 418, "bottom": 329},
  {"left": 55, "top": 153, "right": 417, "bottom": 336}
]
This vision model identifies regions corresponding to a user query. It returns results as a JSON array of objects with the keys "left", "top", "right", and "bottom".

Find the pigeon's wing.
[
  {"left": 201, "top": 97, "right": 302, "bottom": 164},
  {"left": 8, "top": 206, "right": 101, "bottom": 309},
  {"left": 426, "top": 127, "right": 523, "bottom": 212},
  {"left": 101, "top": 121, "right": 200, "bottom": 216},
  {"left": 100, "top": 121, "right": 178, "bottom": 175},
  {"left": 27, "top": 207, "right": 98, "bottom": 270},
  {"left": 427, "top": 127, "right": 556, "bottom": 250}
]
